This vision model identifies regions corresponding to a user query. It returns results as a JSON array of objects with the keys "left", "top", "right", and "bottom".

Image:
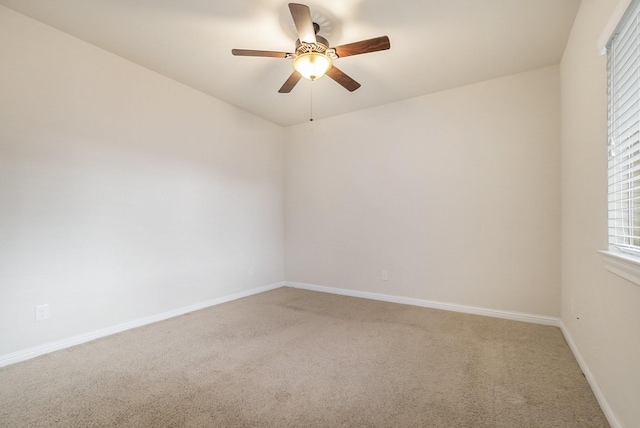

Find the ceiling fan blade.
[
  {"left": 232, "top": 49, "right": 290, "bottom": 58},
  {"left": 289, "top": 3, "right": 316, "bottom": 44},
  {"left": 333, "top": 36, "right": 391, "bottom": 58},
  {"left": 326, "top": 66, "right": 361, "bottom": 92},
  {"left": 278, "top": 71, "right": 303, "bottom": 93}
]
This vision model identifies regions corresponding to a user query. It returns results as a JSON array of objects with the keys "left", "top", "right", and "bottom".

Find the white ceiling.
[{"left": 0, "top": 0, "right": 581, "bottom": 127}]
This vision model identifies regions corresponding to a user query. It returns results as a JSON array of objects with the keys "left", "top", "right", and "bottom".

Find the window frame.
[{"left": 603, "top": 0, "right": 640, "bottom": 286}]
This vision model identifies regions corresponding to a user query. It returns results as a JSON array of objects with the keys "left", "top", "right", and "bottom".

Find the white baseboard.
[
  {"left": 2, "top": 280, "right": 620, "bottom": 427},
  {"left": 286, "top": 281, "right": 561, "bottom": 326},
  {"left": 559, "top": 322, "right": 622, "bottom": 428},
  {"left": 0, "top": 281, "right": 285, "bottom": 368}
]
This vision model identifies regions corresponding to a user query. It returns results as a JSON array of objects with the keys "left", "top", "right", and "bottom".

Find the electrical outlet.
[
  {"left": 249, "top": 266, "right": 255, "bottom": 276},
  {"left": 382, "top": 270, "right": 389, "bottom": 281},
  {"left": 35, "top": 304, "right": 50, "bottom": 321}
]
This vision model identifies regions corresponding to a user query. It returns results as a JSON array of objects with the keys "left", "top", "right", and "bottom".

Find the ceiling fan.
[{"left": 232, "top": 3, "right": 391, "bottom": 93}]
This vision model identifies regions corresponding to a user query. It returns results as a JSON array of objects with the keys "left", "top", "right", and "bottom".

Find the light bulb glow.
[{"left": 293, "top": 53, "right": 332, "bottom": 81}]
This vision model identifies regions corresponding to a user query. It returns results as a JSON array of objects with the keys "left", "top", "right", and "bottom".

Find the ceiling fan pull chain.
[{"left": 310, "top": 82, "right": 314, "bottom": 122}]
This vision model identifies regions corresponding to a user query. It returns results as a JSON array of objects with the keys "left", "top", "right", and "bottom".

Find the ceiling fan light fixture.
[{"left": 293, "top": 52, "right": 332, "bottom": 81}]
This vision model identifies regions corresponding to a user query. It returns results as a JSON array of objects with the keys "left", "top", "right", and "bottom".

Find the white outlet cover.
[{"left": 35, "top": 304, "right": 50, "bottom": 321}]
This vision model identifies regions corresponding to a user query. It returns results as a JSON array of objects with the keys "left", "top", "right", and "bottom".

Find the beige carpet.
[{"left": 0, "top": 287, "right": 608, "bottom": 427}]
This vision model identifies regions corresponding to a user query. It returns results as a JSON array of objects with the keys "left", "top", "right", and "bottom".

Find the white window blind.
[{"left": 608, "top": 0, "right": 640, "bottom": 255}]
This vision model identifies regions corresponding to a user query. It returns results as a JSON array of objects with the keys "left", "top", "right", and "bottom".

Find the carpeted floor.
[{"left": 0, "top": 287, "right": 609, "bottom": 427}]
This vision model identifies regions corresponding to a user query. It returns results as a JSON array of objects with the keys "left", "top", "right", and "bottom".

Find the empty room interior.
[{"left": 0, "top": 0, "right": 639, "bottom": 427}]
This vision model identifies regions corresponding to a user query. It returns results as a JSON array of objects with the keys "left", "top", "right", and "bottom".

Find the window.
[
  {"left": 607, "top": 0, "right": 640, "bottom": 256},
  {"left": 602, "top": 0, "right": 640, "bottom": 286}
]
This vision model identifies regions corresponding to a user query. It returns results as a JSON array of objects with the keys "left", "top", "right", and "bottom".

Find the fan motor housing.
[
  {"left": 295, "top": 35, "right": 329, "bottom": 54},
  {"left": 294, "top": 36, "right": 337, "bottom": 60}
]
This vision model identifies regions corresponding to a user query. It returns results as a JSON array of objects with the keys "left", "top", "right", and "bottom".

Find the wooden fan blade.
[
  {"left": 278, "top": 71, "right": 303, "bottom": 93},
  {"left": 232, "top": 49, "right": 290, "bottom": 58},
  {"left": 333, "top": 36, "right": 391, "bottom": 58},
  {"left": 326, "top": 66, "right": 361, "bottom": 92},
  {"left": 289, "top": 3, "right": 316, "bottom": 44}
]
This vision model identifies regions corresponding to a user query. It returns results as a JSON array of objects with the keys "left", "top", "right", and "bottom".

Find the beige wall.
[
  {"left": 561, "top": 0, "right": 640, "bottom": 426},
  {"left": 3, "top": 1, "right": 638, "bottom": 425},
  {"left": 285, "top": 66, "right": 561, "bottom": 317},
  {"left": 0, "top": 6, "right": 284, "bottom": 355}
]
